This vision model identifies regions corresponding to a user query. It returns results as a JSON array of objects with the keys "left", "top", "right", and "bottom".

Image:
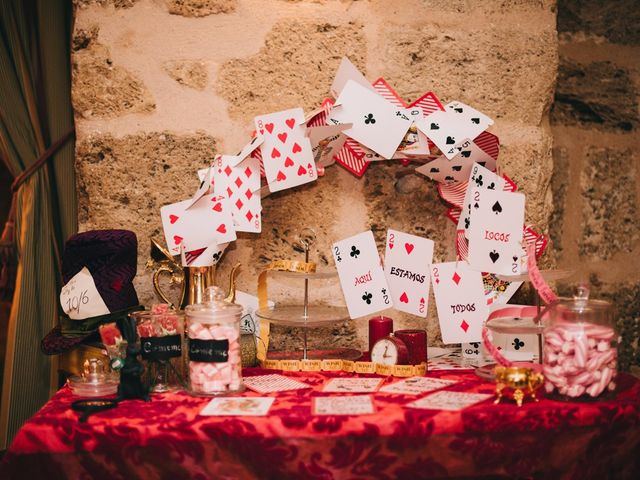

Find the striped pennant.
[
  {"left": 473, "top": 131, "right": 499, "bottom": 160},
  {"left": 372, "top": 77, "right": 407, "bottom": 107},
  {"left": 335, "top": 138, "right": 369, "bottom": 177}
]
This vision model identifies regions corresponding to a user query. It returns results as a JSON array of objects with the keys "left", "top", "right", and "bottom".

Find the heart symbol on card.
[
  {"left": 489, "top": 250, "right": 500, "bottom": 263},
  {"left": 212, "top": 202, "right": 222, "bottom": 212},
  {"left": 430, "top": 123, "right": 439, "bottom": 130},
  {"left": 173, "top": 235, "right": 183, "bottom": 245},
  {"left": 297, "top": 165, "right": 307, "bottom": 176},
  {"left": 276, "top": 170, "right": 286, "bottom": 181},
  {"left": 292, "top": 143, "right": 302, "bottom": 154},
  {"left": 216, "top": 224, "right": 227, "bottom": 234},
  {"left": 400, "top": 292, "right": 409, "bottom": 303},
  {"left": 492, "top": 201, "right": 502, "bottom": 214},
  {"left": 471, "top": 117, "right": 480, "bottom": 124},
  {"left": 389, "top": 242, "right": 394, "bottom": 249},
  {"left": 404, "top": 243, "right": 414, "bottom": 254},
  {"left": 265, "top": 123, "right": 274, "bottom": 134},
  {"left": 284, "top": 156, "right": 294, "bottom": 167},
  {"left": 285, "top": 118, "right": 296, "bottom": 129},
  {"left": 169, "top": 214, "right": 179, "bottom": 224},
  {"left": 278, "top": 132, "right": 287, "bottom": 143},
  {"left": 461, "top": 150, "right": 471, "bottom": 158},
  {"left": 446, "top": 136, "right": 455, "bottom": 144},
  {"left": 271, "top": 147, "right": 281, "bottom": 159},
  {"left": 259, "top": 129, "right": 264, "bottom": 135}
]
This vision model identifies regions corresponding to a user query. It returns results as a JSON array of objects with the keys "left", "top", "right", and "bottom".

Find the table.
[{"left": 2, "top": 368, "right": 639, "bottom": 479}]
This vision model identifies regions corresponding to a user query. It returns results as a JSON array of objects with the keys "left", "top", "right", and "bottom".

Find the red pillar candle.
[
  {"left": 394, "top": 329, "right": 427, "bottom": 365},
  {"left": 368, "top": 316, "right": 393, "bottom": 352}
]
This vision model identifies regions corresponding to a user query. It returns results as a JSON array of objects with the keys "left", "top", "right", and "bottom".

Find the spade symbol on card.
[
  {"left": 446, "top": 136, "right": 455, "bottom": 145},
  {"left": 364, "top": 113, "right": 376, "bottom": 125},
  {"left": 489, "top": 250, "right": 500, "bottom": 263},
  {"left": 430, "top": 167, "right": 439, "bottom": 173},
  {"left": 400, "top": 292, "right": 409, "bottom": 303},
  {"left": 350, "top": 246, "right": 360, "bottom": 258},
  {"left": 445, "top": 176, "right": 455, "bottom": 182},
  {"left": 460, "top": 150, "right": 471, "bottom": 158},
  {"left": 492, "top": 201, "right": 502, "bottom": 214},
  {"left": 465, "top": 218, "right": 470, "bottom": 229},
  {"left": 430, "top": 123, "right": 439, "bottom": 130},
  {"left": 454, "top": 107, "right": 463, "bottom": 113},
  {"left": 473, "top": 202, "right": 479, "bottom": 209},
  {"left": 513, "top": 256, "right": 518, "bottom": 262},
  {"left": 471, "top": 117, "right": 480, "bottom": 124},
  {"left": 452, "top": 165, "right": 462, "bottom": 172},
  {"left": 362, "top": 292, "right": 373, "bottom": 304}
]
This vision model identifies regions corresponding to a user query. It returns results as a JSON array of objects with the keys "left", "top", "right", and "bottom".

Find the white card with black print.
[
  {"left": 458, "top": 163, "right": 506, "bottom": 239},
  {"left": 332, "top": 230, "right": 392, "bottom": 319},
  {"left": 415, "top": 140, "right": 495, "bottom": 184},
  {"left": 467, "top": 188, "right": 525, "bottom": 276}
]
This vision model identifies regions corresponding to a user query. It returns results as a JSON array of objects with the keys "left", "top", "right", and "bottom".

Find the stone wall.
[
  {"left": 551, "top": 0, "right": 640, "bottom": 369},
  {"left": 72, "top": 0, "right": 558, "bottom": 353}
]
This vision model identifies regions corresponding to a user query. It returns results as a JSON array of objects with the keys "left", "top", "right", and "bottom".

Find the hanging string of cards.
[{"left": 159, "top": 57, "right": 547, "bottom": 347}]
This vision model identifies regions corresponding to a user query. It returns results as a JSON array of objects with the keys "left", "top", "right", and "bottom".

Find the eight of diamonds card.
[
  {"left": 430, "top": 261, "right": 488, "bottom": 344},
  {"left": 332, "top": 231, "right": 392, "bottom": 319},
  {"left": 384, "top": 229, "right": 434, "bottom": 317}
]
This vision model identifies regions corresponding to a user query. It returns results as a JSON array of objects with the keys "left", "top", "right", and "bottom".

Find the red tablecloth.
[{"left": 2, "top": 368, "right": 640, "bottom": 479}]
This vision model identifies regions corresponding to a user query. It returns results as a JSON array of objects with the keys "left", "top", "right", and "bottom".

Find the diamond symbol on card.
[
  {"left": 235, "top": 178, "right": 243, "bottom": 188},
  {"left": 452, "top": 272, "right": 461, "bottom": 285},
  {"left": 224, "top": 166, "right": 232, "bottom": 177},
  {"left": 235, "top": 199, "right": 243, "bottom": 210},
  {"left": 245, "top": 211, "right": 253, "bottom": 222},
  {"left": 435, "top": 278, "right": 440, "bottom": 284},
  {"left": 460, "top": 320, "right": 469, "bottom": 333},
  {"left": 245, "top": 188, "right": 252, "bottom": 200},
  {"left": 244, "top": 167, "right": 252, "bottom": 178}
]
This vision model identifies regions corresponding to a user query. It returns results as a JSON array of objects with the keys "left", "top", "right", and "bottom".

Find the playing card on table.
[
  {"left": 407, "top": 391, "right": 492, "bottom": 411},
  {"left": 416, "top": 140, "right": 495, "bottom": 184},
  {"left": 384, "top": 229, "right": 433, "bottom": 317},
  {"left": 254, "top": 107, "right": 317, "bottom": 193},
  {"left": 229, "top": 135, "right": 264, "bottom": 167},
  {"left": 313, "top": 395, "right": 375, "bottom": 415},
  {"left": 160, "top": 194, "right": 236, "bottom": 255},
  {"left": 332, "top": 231, "right": 392, "bottom": 319},
  {"left": 379, "top": 376, "right": 457, "bottom": 395},
  {"left": 322, "top": 377, "right": 383, "bottom": 393},
  {"left": 211, "top": 154, "right": 262, "bottom": 233},
  {"left": 307, "top": 124, "right": 349, "bottom": 168},
  {"left": 200, "top": 397, "right": 274, "bottom": 416},
  {"left": 242, "top": 374, "right": 311, "bottom": 394},
  {"left": 458, "top": 163, "right": 506, "bottom": 238},
  {"left": 467, "top": 188, "right": 525, "bottom": 276},
  {"left": 328, "top": 80, "right": 412, "bottom": 159},
  {"left": 430, "top": 261, "right": 488, "bottom": 344},
  {"left": 501, "top": 333, "right": 538, "bottom": 362}
]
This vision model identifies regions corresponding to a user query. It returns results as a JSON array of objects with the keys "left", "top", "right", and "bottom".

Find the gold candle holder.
[{"left": 494, "top": 365, "right": 544, "bottom": 407}]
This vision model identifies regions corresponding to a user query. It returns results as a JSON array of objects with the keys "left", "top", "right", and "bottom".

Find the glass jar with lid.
[
  {"left": 185, "top": 286, "right": 244, "bottom": 395},
  {"left": 543, "top": 287, "right": 618, "bottom": 399}
]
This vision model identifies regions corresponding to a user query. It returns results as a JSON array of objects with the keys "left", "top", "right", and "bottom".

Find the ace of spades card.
[
  {"left": 467, "top": 188, "right": 525, "bottom": 276},
  {"left": 211, "top": 154, "right": 262, "bottom": 233},
  {"left": 458, "top": 163, "right": 506, "bottom": 238},
  {"left": 254, "top": 107, "right": 318, "bottom": 193},
  {"left": 332, "top": 231, "right": 392, "bottom": 319},
  {"left": 430, "top": 261, "right": 488, "bottom": 344},
  {"left": 384, "top": 229, "right": 434, "bottom": 317},
  {"left": 328, "top": 80, "right": 412, "bottom": 159}
]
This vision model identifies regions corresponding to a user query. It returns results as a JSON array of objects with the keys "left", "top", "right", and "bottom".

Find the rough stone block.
[
  {"left": 72, "top": 42, "right": 155, "bottom": 118},
  {"left": 166, "top": 0, "right": 236, "bottom": 17},
  {"left": 163, "top": 60, "right": 208, "bottom": 90},
  {"left": 551, "top": 59, "right": 639, "bottom": 132},
  {"left": 580, "top": 147, "right": 639, "bottom": 260},
  {"left": 216, "top": 20, "right": 366, "bottom": 122},
  {"left": 549, "top": 146, "right": 569, "bottom": 257},
  {"left": 73, "top": 0, "right": 139, "bottom": 9},
  {"left": 379, "top": 25, "right": 557, "bottom": 125},
  {"left": 558, "top": 0, "right": 640, "bottom": 46}
]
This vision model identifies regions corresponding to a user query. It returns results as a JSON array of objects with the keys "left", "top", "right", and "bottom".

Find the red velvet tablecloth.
[{"left": 2, "top": 368, "right": 640, "bottom": 479}]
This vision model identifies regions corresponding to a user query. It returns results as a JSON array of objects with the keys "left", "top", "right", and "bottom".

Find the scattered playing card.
[
  {"left": 322, "top": 377, "right": 383, "bottom": 393},
  {"left": 499, "top": 333, "right": 538, "bottom": 362},
  {"left": 332, "top": 230, "right": 393, "bottom": 319},
  {"left": 467, "top": 188, "right": 525, "bottom": 275},
  {"left": 180, "top": 241, "right": 228, "bottom": 267},
  {"left": 234, "top": 291, "right": 275, "bottom": 337},
  {"left": 430, "top": 262, "right": 488, "bottom": 344},
  {"left": 242, "top": 374, "right": 311, "bottom": 394},
  {"left": 312, "top": 395, "right": 375, "bottom": 415},
  {"left": 461, "top": 342, "right": 483, "bottom": 360},
  {"left": 200, "top": 397, "right": 275, "bottom": 416},
  {"left": 458, "top": 163, "right": 506, "bottom": 238},
  {"left": 330, "top": 56, "right": 376, "bottom": 98},
  {"left": 328, "top": 80, "right": 412, "bottom": 159},
  {"left": 379, "top": 376, "right": 457, "bottom": 395},
  {"left": 384, "top": 229, "right": 434, "bottom": 317},
  {"left": 307, "top": 124, "right": 349, "bottom": 168},
  {"left": 406, "top": 391, "right": 492, "bottom": 411},
  {"left": 254, "top": 107, "right": 318, "bottom": 193},
  {"left": 416, "top": 140, "right": 495, "bottom": 184}
]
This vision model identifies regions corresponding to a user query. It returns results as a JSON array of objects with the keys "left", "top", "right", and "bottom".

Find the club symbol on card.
[
  {"left": 212, "top": 251, "right": 222, "bottom": 262},
  {"left": 471, "top": 117, "right": 480, "bottom": 124},
  {"left": 430, "top": 123, "right": 439, "bottom": 130},
  {"left": 362, "top": 292, "right": 373, "bottom": 304},
  {"left": 512, "top": 338, "right": 525, "bottom": 350},
  {"left": 350, "top": 246, "right": 360, "bottom": 258},
  {"left": 492, "top": 201, "right": 502, "bottom": 214},
  {"left": 446, "top": 136, "right": 455, "bottom": 145},
  {"left": 452, "top": 272, "right": 461, "bottom": 285},
  {"left": 399, "top": 292, "right": 409, "bottom": 303},
  {"left": 475, "top": 175, "right": 483, "bottom": 186},
  {"left": 460, "top": 150, "right": 471, "bottom": 158},
  {"left": 487, "top": 182, "right": 496, "bottom": 190},
  {"left": 460, "top": 320, "right": 469, "bottom": 332},
  {"left": 364, "top": 113, "right": 376, "bottom": 125},
  {"left": 489, "top": 250, "right": 500, "bottom": 263}
]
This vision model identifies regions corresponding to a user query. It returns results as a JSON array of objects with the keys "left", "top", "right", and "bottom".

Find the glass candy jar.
[
  {"left": 133, "top": 306, "right": 185, "bottom": 393},
  {"left": 185, "top": 286, "right": 244, "bottom": 396},
  {"left": 543, "top": 288, "right": 618, "bottom": 399}
]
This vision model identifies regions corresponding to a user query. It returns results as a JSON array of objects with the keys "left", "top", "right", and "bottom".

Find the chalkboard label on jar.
[
  {"left": 189, "top": 338, "right": 229, "bottom": 363},
  {"left": 140, "top": 335, "right": 182, "bottom": 361}
]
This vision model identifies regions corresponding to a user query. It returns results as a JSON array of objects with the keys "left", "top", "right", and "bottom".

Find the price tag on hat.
[{"left": 60, "top": 267, "right": 110, "bottom": 320}]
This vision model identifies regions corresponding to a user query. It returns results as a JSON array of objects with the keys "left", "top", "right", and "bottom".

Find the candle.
[
  {"left": 368, "top": 316, "right": 393, "bottom": 352},
  {"left": 394, "top": 329, "right": 427, "bottom": 365}
]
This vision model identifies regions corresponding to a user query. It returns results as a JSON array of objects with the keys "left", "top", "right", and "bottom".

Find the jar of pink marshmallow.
[
  {"left": 543, "top": 287, "right": 618, "bottom": 400},
  {"left": 185, "top": 286, "right": 244, "bottom": 396}
]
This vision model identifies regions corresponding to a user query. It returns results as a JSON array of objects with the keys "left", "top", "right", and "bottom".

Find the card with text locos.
[
  {"left": 332, "top": 230, "right": 392, "bottom": 319},
  {"left": 384, "top": 229, "right": 434, "bottom": 317},
  {"left": 430, "top": 261, "right": 488, "bottom": 344}
]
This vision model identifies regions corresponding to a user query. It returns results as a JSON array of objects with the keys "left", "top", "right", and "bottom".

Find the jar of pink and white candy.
[
  {"left": 185, "top": 286, "right": 244, "bottom": 396},
  {"left": 543, "top": 288, "right": 618, "bottom": 399}
]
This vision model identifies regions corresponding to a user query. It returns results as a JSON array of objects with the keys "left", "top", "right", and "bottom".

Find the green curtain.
[{"left": 0, "top": 0, "right": 76, "bottom": 447}]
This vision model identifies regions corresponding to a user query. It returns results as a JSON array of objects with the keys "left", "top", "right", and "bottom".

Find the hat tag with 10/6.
[{"left": 60, "top": 267, "right": 111, "bottom": 320}]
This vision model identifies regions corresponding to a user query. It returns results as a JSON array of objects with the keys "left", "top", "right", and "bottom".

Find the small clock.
[{"left": 371, "top": 335, "right": 409, "bottom": 365}]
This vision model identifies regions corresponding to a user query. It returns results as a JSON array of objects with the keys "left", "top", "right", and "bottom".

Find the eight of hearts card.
[
  {"left": 383, "top": 229, "right": 434, "bottom": 317},
  {"left": 332, "top": 231, "right": 393, "bottom": 319}
]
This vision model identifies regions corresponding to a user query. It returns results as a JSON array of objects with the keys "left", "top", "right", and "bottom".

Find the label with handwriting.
[
  {"left": 189, "top": 338, "right": 229, "bottom": 363},
  {"left": 59, "top": 267, "right": 110, "bottom": 320}
]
